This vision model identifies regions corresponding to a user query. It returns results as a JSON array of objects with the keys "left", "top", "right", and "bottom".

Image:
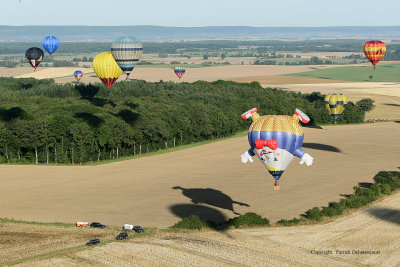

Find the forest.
[{"left": 0, "top": 77, "right": 369, "bottom": 164}]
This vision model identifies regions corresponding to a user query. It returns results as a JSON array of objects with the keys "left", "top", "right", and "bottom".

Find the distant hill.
[{"left": 1, "top": 26, "right": 400, "bottom": 41}]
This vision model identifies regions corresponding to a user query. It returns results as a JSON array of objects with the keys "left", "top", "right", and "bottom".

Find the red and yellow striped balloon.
[{"left": 364, "top": 40, "right": 386, "bottom": 69}]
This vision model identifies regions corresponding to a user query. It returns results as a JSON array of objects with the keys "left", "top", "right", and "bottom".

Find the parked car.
[
  {"left": 116, "top": 232, "right": 128, "bottom": 240},
  {"left": 132, "top": 226, "right": 144, "bottom": 233},
  {"left": 123, "top": 224, "right": 134, "bottom": 230},
  {"left": 90, "top": 222, "right": 106, "bottom": 228},
  {"left": 76, "top": 221, "right": 89, "bottom": 227},
  {"left": 86, "top": 239, "right": 100, "bottom": 246}
]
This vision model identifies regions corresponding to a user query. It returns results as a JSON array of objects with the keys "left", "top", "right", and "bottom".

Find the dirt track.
[{"left": 1, "top": 122, "right": 399, "bottom": 228}]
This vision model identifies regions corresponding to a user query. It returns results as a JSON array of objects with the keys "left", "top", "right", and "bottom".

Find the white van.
[{"left": 123, "top": 224, "right": 133, "bottom": 230}]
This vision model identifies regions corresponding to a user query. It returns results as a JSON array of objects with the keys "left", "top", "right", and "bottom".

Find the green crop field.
[{"left": 285, "top": 63, "right": 400, "bottom": 82}]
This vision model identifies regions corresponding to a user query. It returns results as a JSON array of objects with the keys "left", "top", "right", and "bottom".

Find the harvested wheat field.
[
  {"left": 230, "top": 75, "right": 347, "bottom": 85},
  {"left": 0, "top": 222, "right": 119, "bottom": 265},
  {"left": 14, "top": 67, "right": 94, "bottom": 80},
  {"left": 0, "top": 67, "right": 35, "bottom": 77},
  {"left": 4, "top": 191, "right": 400, "bottom": 266},
  {"left": 268, "top": 82, "right": 400, "bottom": 121},
  {"left": 7, "top": 65, "right": 340, "bottom": 84},
  {"left": 271, "top": 82, "right": 400, "bottom": 97},
  {"left": 0, "top": 122, "right": 399, "bottom": 228},
  {"left": 1, "top": 64, "right": 400, "bottom": 266}
]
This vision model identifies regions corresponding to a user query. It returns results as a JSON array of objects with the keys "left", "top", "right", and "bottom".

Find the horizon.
[{"left": 1, "top": 25, "right": 398, "bottom": 42}]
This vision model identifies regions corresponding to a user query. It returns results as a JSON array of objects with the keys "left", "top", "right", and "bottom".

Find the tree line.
[
  {"left": 0, "top": 77, "right": 371, "bottom": 164},
  {"left": 2, "top": 40, "right": 400, "bottom": 56}
]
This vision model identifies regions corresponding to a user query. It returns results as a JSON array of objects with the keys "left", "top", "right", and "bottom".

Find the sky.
[{"left": 1, "top": 0, "right": 400, "bottom": 27}]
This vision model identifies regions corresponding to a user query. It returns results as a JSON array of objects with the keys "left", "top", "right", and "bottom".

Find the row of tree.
[
  {"left": 2, "top": 40, "right": 400, "bottom": 55},
  {"left": 0, "top": 77, "right": 371, "bottom": 164},
  {"left": 254, "top": 56, "right": 369, "bottom": 66}
]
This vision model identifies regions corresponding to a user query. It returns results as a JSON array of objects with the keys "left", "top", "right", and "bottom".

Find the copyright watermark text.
[{"left": 311, "top": 249, "right": 380, "bottom": 255}]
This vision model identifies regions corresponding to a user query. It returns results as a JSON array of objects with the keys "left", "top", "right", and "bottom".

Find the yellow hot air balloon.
[
  {"left": 92, "top": 52, "right": 122, "bottom": 90},
  {"left": 324, "top": 93, "right": 348, "bottom": 123}
]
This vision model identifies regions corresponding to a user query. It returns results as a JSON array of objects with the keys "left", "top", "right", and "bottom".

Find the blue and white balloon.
[{"left": 42, "top": 36, "right": 60, "bottom": 57}]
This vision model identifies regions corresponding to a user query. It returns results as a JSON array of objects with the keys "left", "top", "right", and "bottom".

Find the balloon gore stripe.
[
  {"left": 111, "top": 48, "right": 143, "bottom": 51},
  {"left": 100, "top": 77, "right": 118, "bottom": 88}
]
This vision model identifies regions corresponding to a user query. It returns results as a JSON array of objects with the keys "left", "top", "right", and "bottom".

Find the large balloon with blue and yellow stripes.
[
  {"left": 324, "top": 93, "right": 348, "bottom": 123},
  {"left": 111, "top": 36, "right": 143, "bottom": 80},
  {"left": 241, "top": 108, "right": 314, "bottom": 190}
]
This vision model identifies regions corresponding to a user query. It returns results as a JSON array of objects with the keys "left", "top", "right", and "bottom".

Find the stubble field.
[{"left": 1, "top": 63, "right": 400, "bottom": 266}]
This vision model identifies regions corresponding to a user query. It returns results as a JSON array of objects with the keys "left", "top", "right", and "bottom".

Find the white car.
[{"left": 123, "top": 224, "right": 134, "bottom": 230}]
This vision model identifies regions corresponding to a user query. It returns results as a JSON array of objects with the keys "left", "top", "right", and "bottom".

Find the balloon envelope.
[
  {"left": 111, "top": 36, "right": 143, "bottom": 78},
  {"left": 92, "top": 52, "right": 122, "bottom": 89},
  {"left": 74, "top": 70, "right": 83, "bottom": 82},
  {"left": 25, "top": 47, "right": 44, "bottom": 70},
  {"left": 244, "top": 108, "right": 309, "bottom": 183},
  {"left": 174, "top": 67, "right": 186, "bottom": 79},
  {"left": 42, "top": 36, "right": 60, "bottom": 56},
  {"left": 364, "top": 40, "right": 386, "bottom": 69},
  {"left": 324, "top": 93, "right": 347, "bottom": 123}
]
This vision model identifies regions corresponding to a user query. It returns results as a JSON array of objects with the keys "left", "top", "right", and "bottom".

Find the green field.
[{"left": 285, "top": 63, "right": 400, "bottom": 82}]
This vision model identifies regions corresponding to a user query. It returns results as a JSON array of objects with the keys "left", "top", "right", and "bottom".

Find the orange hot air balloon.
[{"left": 364, "top": 40, "right": 386, "bottom": 69}]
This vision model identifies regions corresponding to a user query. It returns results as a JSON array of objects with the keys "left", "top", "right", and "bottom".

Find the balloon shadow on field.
[
  {"left": 302, "top": 125, "right": 324, "bottom": 129},
  {"left": 368, "top": 208, "right": 400, "bottom": 225},
  {"left": 75, "top": 83, "right": 116, "bottom": 107},
  {"left": 124, "top": 101, "right": 139, "bottom": 109},
  {"left": 0, "top": 107, "right": 27, "bottom": 121},
  {"left": 114, "top": 109, "right": 140, "bottom": 124},
  {"left": 302, "top": 143, "right": 342, "bottom": 153},
  {"left": 358, "top": 182, "right": 373, "bottom": 188},
  {"left": 169, "top": 204, "right": 229, "bottom": 231},
  {"left": 83, "top": 97, "right": 116, "bottom": 108},
  {"left": 172, "top": 186, "right": 249, "bottom": 215},
  {"left": 75, "top": 83, "right": 100, "bottom": 98},
  {"left": 384, "top": 103, "right": 400, "bottom": 107},
  {"left": 74, "top": 112, "right": 104, "bottom": 128}
]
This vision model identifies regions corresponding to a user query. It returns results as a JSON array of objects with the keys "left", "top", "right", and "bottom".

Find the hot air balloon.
[
  {"left": 92, "top": 52, "right": 122, "bottom": 91},
  {"left": 241, "top": 108, "right": 313, "bottom": 190},
  {"left": 74, "top": 70, "right": 83, "bottom": 83},
  {"left": 25, "top": 47, "right": 44, "bottom": 71},
  {"left": 174, "top": 67, "right": 186, "bottom": 79},
  {"left": 111, "top": 36, "right": 143, "bottom": 80},
  {"left": 324, "top": 93, "right": 347, "bottom": 124},
  {"left": 42, "top": 36, "right": 60, "bottom": 57},
  {"left": 364, "top": 40, "right": 386, "bottom": 69}
]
